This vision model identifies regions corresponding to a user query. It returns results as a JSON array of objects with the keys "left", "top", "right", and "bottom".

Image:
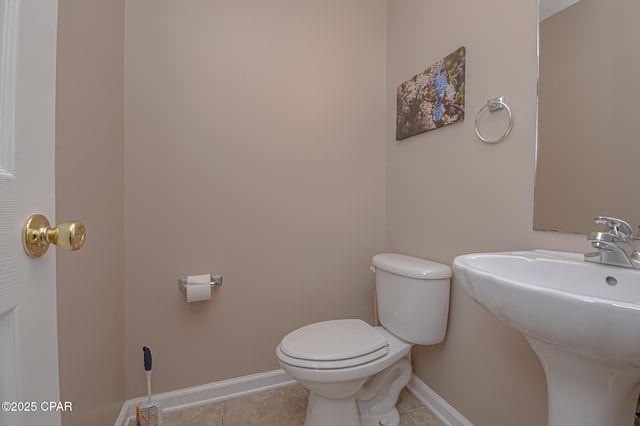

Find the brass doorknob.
[{"left": 22, "top": 214, "right": 86, "bottom": 257}]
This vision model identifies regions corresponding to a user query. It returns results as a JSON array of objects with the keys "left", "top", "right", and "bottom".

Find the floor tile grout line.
[{"left": 401, "top": 407, "right": 421, "bottom": 415}]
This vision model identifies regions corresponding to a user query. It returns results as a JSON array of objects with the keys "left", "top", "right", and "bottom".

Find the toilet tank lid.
[{"left": 372, "top": 253, "right": 452, "bottom": 279}]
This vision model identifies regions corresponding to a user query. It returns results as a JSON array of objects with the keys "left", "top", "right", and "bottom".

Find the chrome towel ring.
[{"left": 474, "top": 96, "right": 513, "bottom": 144}]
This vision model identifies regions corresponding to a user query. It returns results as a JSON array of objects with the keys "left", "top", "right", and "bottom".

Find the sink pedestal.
[{"left": 526, "top": 337, "right": 640, "bottom": 426}]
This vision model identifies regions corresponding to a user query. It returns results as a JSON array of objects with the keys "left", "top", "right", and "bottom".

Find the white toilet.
[{"left": 276, "top": 253, "right": 452, "bottom": 426}]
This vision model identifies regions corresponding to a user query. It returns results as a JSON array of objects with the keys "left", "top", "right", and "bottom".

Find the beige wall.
[
  {"left": 55, "top": 0, "right": 125, "bottom": 424},
  {"left": 386, "top": 1, "right": 591, "bottom": 425},
  {"left": 53, "top": 1, "right": 605, "bottom": 424},
  {"left": 124, "top": 0, "right": 387, "bottom": 398}
]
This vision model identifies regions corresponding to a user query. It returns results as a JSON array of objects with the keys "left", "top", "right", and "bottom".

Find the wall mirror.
[{"left": 534, "top": 0, "right": 640, "bottom": 234}]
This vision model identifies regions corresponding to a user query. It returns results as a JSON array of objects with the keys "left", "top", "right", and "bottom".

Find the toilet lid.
[{"left": 279, "top": 319, "right": 388, "bottom": 362}]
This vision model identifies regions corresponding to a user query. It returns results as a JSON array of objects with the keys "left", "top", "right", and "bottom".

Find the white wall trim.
[
  {"left": 114, "top": 370, "right": 472, "bottom": 426},
  {"left": 407, "top": 375, "right": 473, "bottom": 426},
  {"left": 114, "top": 369, "right": 295, "bottom": 426},
  {"left": 113, "top": 403, "right": 129, "bottom": 426}
]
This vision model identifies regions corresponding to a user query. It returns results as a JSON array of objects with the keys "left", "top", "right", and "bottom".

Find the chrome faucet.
[{"left": 585, "top": 216, "right": 640, "bottom": 269}]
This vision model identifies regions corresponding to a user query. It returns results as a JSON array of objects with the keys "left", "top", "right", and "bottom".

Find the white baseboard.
[
  {"left": 115, "top": 369, "right": 295, "bottom": 426},
  {"left": 114, "top": 403, "right": 129, "bottom": 426},
  {"left": 115, "top": 369, "right": 471, "bottom": 426},
  {"left": 407, "top": 375, "right": 473, "bottom": 426}
]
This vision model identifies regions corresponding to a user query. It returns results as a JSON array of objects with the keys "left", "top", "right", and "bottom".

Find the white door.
[{"left": 0, "top": 1, "right": 61, "bottom": 426}]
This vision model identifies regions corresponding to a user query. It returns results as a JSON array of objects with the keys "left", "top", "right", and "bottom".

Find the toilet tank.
[{"left": 372, "top": 253, "right": 452, "bottom": 345}]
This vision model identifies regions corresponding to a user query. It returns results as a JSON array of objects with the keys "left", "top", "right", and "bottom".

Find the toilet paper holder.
[{"left": 178, "top": 274, "right": 223, "bottom": 291}]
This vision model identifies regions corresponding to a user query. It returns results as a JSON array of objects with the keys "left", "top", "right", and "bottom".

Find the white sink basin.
[{"left": 453, "top": 250, "right": 640, "bottom": 426}]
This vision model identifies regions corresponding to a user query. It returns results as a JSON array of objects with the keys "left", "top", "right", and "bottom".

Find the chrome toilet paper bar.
[{"left": 178, "top": 274, "right": 223, "bottom": 291}]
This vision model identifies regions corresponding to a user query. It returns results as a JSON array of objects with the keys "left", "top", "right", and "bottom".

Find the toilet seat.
[{"left": 278, "top": 319, "right": 388, "bottom": 369}]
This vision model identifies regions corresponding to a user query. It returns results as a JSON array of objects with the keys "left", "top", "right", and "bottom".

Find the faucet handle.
[{"left": 594, "top": 216, "right": 633, "bottom": 240}]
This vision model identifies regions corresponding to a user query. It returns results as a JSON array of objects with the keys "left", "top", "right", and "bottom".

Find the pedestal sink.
[{"left": 453, "top": 250, "right": 640, "bottom": 426}]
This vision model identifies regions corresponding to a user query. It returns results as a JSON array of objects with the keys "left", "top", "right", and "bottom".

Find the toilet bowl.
[{"left": 276, "top": 254, "right": 452, "bottom": 426}]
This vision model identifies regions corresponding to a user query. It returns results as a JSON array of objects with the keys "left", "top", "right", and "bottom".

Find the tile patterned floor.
[{"left": 146, "top": 383, "right": 444, "bottom": 426}]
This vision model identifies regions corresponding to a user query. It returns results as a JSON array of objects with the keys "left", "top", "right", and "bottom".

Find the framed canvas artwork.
[{"left": 396, "top": 47, "right": 466, "bottom": 140}]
